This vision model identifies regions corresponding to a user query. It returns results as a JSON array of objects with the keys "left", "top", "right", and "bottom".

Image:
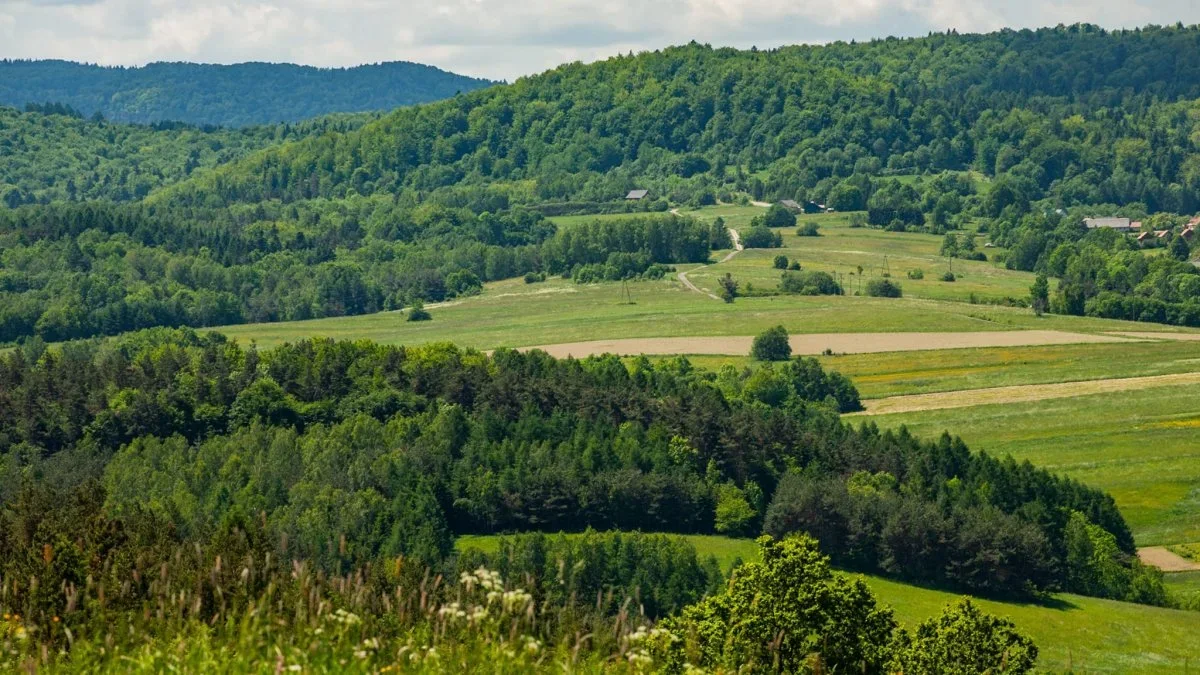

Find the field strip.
[
  {"left": 520, "top": 330, "right": 1138, "bottom": 359},
  {"left": 1138, "top": 547, "right": 1200, "bottom": 572},
  {"left": 852, "top": 372, "right": 1200, "bottom": 416},
  {"left": 1107, "top": 331, "right": 1200, "bottom": 341}
]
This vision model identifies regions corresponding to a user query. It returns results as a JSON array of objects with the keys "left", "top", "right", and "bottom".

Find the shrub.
[
  {"left": 787, "top": 261, "right": 801, "bottom": 271},
  {"left": 523, "top": 271, "right": 546, "bottom": 284},
  {"left": 407, "top": 301, "right": 432, "bottom": 321},
  {"left": 773, "top": 255, "right": 789, "bottom": 270},
  {"left": 796, "top": 222, "right": 821, "bottom": 237},
  {"left": 942, "top": 271, "right": 957, "bottom": 282},
  {"left": 780, "top": 270, "right": 842, "bottom": 296},
  {"left": 751, "top": 325, "right": 791, "bottom": 361},
  {"left": 907, "top": 268, "right": 924, "bottom": 280},
  {"left": 866, "top": 279, "right": 903, "bottom": 298},
  {"left": 742, "top": 226, "right": 783, "bottom": 248}
]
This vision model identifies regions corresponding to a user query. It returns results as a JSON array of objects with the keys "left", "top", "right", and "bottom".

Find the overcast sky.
[{"left": 1, "top": 1, "right": 1199, "bottom": 81}]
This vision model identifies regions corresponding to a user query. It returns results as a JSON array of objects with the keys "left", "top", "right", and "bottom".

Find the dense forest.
[
  {"left": 0, "top": 60, "right": 495, "bottom": 126},
  {"left": 0, "top": 106, "right": 377, "bottom": 205}
]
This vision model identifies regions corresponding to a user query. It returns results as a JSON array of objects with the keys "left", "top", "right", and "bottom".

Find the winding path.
[{"left": 677, "top": 227, "right": 743, "bottom": 300}]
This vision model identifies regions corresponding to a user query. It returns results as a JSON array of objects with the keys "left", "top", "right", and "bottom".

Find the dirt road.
[
  {"left": 521, "top": 330, "right": 1135, "bottom": 360},
  {"left": 854, "top": 371, "right": 1200, "bottom": 416},
  {"left": 677, "top": 228, "right": 743, "bottom": 300}
]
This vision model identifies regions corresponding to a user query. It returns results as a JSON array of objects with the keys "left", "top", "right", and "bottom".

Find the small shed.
[
  {"left": 625, "top": 189, "right": 649, "bottom": 201},
  {"left": 804, "top": 201, "right": 826, "bottom": 214},
  {"left": 780, "top": 199, "right": 803, "bottom": 212},
  {"left": 1182, "top": 226, "right": 1196, "bottom": 241}
]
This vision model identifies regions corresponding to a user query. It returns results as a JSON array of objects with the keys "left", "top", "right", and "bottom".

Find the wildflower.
[{"left": 287, "top": 665, "right": 302, "bottom": 672}]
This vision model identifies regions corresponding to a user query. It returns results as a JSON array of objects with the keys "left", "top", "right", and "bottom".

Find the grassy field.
[
  {"left": 820, "top": 340, "right": 1200, "bottom": 399},
  {"left": 679, "top": 207, "right": 1039, "bottom": 304},
  {"left": 218, "top": 204, "right": 1197, "bottom": 352},
  {"left": 456, "top": 533, "right": 1200, "bottom": 673},
  {"left": 868, "top": 384, "right": 1200, "bottom": 547},
  {"left": 215, "top": 273, "right": 1184, "bottom": 353}
]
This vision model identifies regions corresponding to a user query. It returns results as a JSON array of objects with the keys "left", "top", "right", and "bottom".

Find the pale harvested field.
[
  {"left": 1109, "top": 331, "right": 1200, "bottom": 341},
  {"left": 854, "top": 372, "right": 1200, "bottom": 416},
  {"left": 521, "top": 330, "right": 1136, "bottom": 359},
  {"left": 1138, "top": 547, "right": 1200, "bottom": 572}
]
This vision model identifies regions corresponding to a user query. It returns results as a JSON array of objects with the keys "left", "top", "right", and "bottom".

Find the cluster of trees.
[
  {"left": 0, "top": 329, "right": 1165, "bottom": 607},
  {"left": 0, "top": 60, "right": 494, "bottom": 126},
  {"left": 994, "top": 219, "right": 1200, "bottom": 326},
  {"left": 0, "top": 203, "right": 717, "bottom": 344}
]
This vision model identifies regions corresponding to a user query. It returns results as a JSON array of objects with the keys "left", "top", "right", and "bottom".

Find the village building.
[
  {"left": 625, "top": 189, "right": 649, "bottom": 201},
  {"left": 1083, "top": 217, "right": 1137, "bottom": 232}
]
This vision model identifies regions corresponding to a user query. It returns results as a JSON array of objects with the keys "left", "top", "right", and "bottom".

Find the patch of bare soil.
[
  {"left": 522, "top": 330, "right": 1134, "bottom": 360},
  {"left": 1138, "top": 547, "right": 1200, "bottom": 572},
  {"left": 855, "top": 372, "right": 1200, "bottom": 416}
]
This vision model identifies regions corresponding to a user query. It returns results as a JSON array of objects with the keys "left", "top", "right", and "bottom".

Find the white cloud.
[{"left": 0, "top": 0, "right": 1198, "bottom": 80}]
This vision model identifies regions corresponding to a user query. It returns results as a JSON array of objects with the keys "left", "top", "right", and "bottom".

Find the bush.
[
  {"left": 866, "top": 279, "right": 903, "bottom": 298},
  {"left": 907, "top": 269, "right": 924, "bottom": 280},
  {"left": 523, "top": 271, "right": 546, "bottom": 284},
  {"left": 751, "top": 325, "right": 791, "bottom": 361},
  {"left": 780, "top": 270, "right": 842, "bottom": 296},
  {"left": 773, "top": 255, "right": 789, "bottom": 270},
  {"left": 941, "top": 271, "right": 957, "bottom": 282},
  {"left": 407, "top": 301, "right": 432, "bottom": 321},
  {"left": 787, "top": 261, "right": 801, "bottom": 271},
  {"left": 796, "top": 222, "right": 821, "bottom": 237},
  {"left": 742, "top": 226, "right": 783, "bottom": 248},
  {"left": 764, "top": 203, "right": 798, "bottom": 228}
]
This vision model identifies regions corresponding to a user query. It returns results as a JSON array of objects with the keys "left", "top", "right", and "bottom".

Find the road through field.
[
  {"left": 677, "top": 228, "right": 743, "bottom": 299},
  {"left": 853, "top": 371, "right": 1200, "bottom": 415},
  {"left": 521, "top": 330, "right": 1136, "bottom": 359}
]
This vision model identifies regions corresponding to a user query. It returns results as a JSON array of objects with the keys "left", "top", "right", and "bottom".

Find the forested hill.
[
  {"left": 0, "top": 60, "right": 496, "bottom": 126},
  {"left": 161, "top": 24, "right": 1200, "bottom": 212},
  {"left": 0, "top": 106, "right": 374, "bottom": 205}
]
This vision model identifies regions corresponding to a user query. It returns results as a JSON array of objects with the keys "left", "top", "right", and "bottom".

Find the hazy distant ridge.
[{"left": 0, "top": 59, "right": 497, "bottom": 126}]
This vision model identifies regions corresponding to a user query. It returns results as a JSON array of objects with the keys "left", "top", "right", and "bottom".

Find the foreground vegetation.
[{"left": 459, "top": 533, "right": 1200, "bottom": 673}]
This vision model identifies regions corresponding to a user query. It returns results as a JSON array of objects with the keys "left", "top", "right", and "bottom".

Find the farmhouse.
[
  {"left": 780, "top": 199, "right": 803, "bottom": 212},
  {"left": 1137, "top": 231, "right": 1153, "bottom": 247},
  {"left": 1083, "top": 217, "right": 1136, "bottom": 232},
  {"left": 625, "top": 189, "right": 649, "bottom": 201},
  {"left": 1182, "top": 225, "right": 1196, "bottom": 241}
]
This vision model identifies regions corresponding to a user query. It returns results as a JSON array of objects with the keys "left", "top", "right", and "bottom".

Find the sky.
[{"left": 1, "top": 1, "right": 1199, "bottom": 81}]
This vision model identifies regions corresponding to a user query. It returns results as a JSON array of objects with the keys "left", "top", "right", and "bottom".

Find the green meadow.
[
  {"left": 868, "top": 383, "right": 1200, "bottom": 547},
  {"left": 457, "top": 533, "right": 1200, "bottom": 674}
]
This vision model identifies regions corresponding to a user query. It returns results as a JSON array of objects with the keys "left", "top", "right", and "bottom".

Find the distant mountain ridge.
[{"left": 0, "top": 59, "right": 497, "bottom": 126}]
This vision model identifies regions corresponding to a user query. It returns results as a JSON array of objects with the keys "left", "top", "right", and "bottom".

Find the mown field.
[{"left": 457, "top": 533, "right": 1200, "bottom": 674}]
